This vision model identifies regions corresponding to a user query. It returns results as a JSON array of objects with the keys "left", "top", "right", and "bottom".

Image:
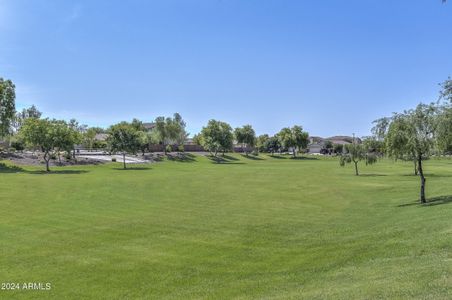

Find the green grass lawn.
[{"left": 1, "top": 154, "right": 452, "bottom": 299}]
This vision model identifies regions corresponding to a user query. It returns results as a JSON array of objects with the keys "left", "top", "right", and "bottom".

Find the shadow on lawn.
[
  {"left": 166, "top": 153, "right": 196, "bottom": 163},
  {"left": 206, "top": 155, "right": 244, "bottom": 164},
  {"left": 240, "top": 154, "right": 263, "bottom": 160},
  {"left": 358, "top": 174, "right": 387, "bottom": 177},
  {"left": 269, "top": 155, "right": 318, "bottom": 160},
  {"left": 398, "top": 195, "right": 452, "bottom": 207},
  {"left": 0, "top": 163, "right": 89, "bottom": 175},
  {"left": 113, "top": 166, "right": 151, "bottom": 171},
  {"left": 401, "top": 173, "right": 452, "bottom": 178}
]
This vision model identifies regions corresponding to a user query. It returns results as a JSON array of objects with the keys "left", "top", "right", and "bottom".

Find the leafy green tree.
[
  {"left": 323, "top": 140, "right": 333, "bottom": 154},
  {"left": 53, "top": 120, "right": 79, "bottom": 163},
  {"left": 12, "top": 105, "right": 42, "bottom": 133},
  {"left": 277, "top": 125, "right": 309, "bottom": 157},
  {"left": 362, "top": 136, "right": 385, "bottom": 155},
  {"left": 20, "top": 118, "right": 76, "bottom": 172},
  {"left": 131, "top": 118, "right": 146, "bottom": 131},
  {"left": 234, "top": 125, "right": 256, "bottom": 155},
  {"left": 440, "top": 77, "right": 452, "bottom": 103},
  {"left": 107, "top": 122, "right": 141, "bottom": 169},
  {"left": 68, "top": 119, "right": 84, "bottom": 159},
  {"left": 371, "top": 117, "right": 390, "bottom": 141},
  {"left": 386, "top": 114, "right": 419, "bottom": 175},
  {"left": 339, "top": 137, "right": 378, "bottom": 176},
  {"left": 137, "top": 131, "right": 150, "bottom": 155},
  {"left": 0, "top": 78, "right": 16, "bottom": 137},
  {"left": 435, "top": 78, "right": 452, "bottom": 155},
  {"left": 89, "top": 127, "right": 105, "bottom": 134},
  {"left": 265, "top": 136, "right": 281, "bottom": 155},
  {"left": 192, "top": 133, "right": 203, "bottom": 146},
  {"left": 173, "top": 113, "right": 189, "bottom": 146},
  {"left": 256, "top": 134, "right": 270, "bottom": 152},
  {"left": 436, "top": 105, "right": 452, "bottom": 155},
  {"left": 153, "top": 113, "right": 187, "bottom": 154},
  {"left": 200, "top": 120, "right": 233, "bottom": 157},
  {"left": 385, "top": 104, "right": 437, "bottom": 203},
  {"left": 333, "top": 143, "right": 344, "bottom": 154},
  {"left": 84, "top": 128, "right": 97, "bottom": 151},
  {"left": 10, "top": 135, "right": 25, "bottom": 151}
]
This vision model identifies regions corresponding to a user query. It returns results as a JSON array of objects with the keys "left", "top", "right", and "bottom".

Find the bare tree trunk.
[
  {"left": 413, "top": 159, "right": 418, "bottom": 176},
  {"left": 123, "top": 152, "right": 126, "bottom": 169},
  {"left": 418, "top": 156, "right": 426, "bottom": 204},
  {"left": 293, "top": 149, "right": 296, "bottom": 158},
  {"left": 354, "top": 161, "right": 359, "bottom": 176},
  {"left": 44, "top": 151, "right": 50, "bottom": 172}
]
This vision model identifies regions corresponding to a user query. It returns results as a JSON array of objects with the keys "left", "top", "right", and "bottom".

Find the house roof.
[
  {"left": 143, "top": 123, "right": 156, "bottom": 130},
  {"left": 94, "top": 133, "right": 108, "bottom": 141}
]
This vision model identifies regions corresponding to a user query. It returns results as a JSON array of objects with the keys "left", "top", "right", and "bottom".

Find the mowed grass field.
[{"left": 1, "top": 154, "right": 452, "bottom": 299}]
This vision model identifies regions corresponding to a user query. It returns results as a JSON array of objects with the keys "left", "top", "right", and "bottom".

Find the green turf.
[{"left": 1, "top": 154, "right": 452, "bottom": 299}]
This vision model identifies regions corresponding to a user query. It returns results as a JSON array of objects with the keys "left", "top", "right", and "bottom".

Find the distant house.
[
  {"left": 143, "top": 123, "right": 156, "bottom": 131},
  {"left": 185, "top": 138, "right": 195, "bottom": 145},
  {"left": 327, "top": 136, "right": 361, "bottom": 145},
  {"left": 308, "top": 136, "right": 325, "bottom": 154},
  {"left": 308, "top": 135, "right": 359, "bottom": 154},
  {"left": 94, "top": 133, "right": 108, "bottom": 141}
]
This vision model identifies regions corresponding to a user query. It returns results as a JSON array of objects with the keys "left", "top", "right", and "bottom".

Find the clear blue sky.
[{"left": 1, "top": 0, "right": 451, "bottom": 137}]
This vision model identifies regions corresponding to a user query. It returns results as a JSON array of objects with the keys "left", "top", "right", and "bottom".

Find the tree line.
[{"left": 1, "top": 76, "right": 312, "bottom": 170}]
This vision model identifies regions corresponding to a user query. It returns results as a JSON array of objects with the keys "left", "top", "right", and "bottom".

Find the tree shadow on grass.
[
  {"left": 166, "top": 153, "right": 196, "bottom": 163},
  {"left": 358, "top": 174, "right": 387, "bottom": 177},
  {"left": 28, "top": 170, "right": 89, "bottom": 175},
  {"left": 0, "top": 163, "right": 24, "bottom": 173},
  {"left": 268, "top": 155, "right": 319, "bottom": 160},
  {"left": 113, "top": 166, "right": 151, "bottom": 171},
  {"left": 290, "top": 156, "right": 319, "bottom": 160},
  {"left": 240, "top": 154, "right": 263, "bottom": 160},
  {"left": 222, "top": 154, "right": 239, "bottom": 161},
  {"left": 424, "top": 173, "right": 452, "bottom": 178},
  {"left": 0, "top": 163, "right": 89, "bottom": 175},
  {"left": 398, "top": 195, "right": 452, "bottom": 207},
  {"left": 269, "top": 155, "right": 288, "bottom": 159},
  {"left": 206, "top": 155, "right": 244, "bottom": 164},
  {"left": 422, "top": 195, "right": 452, "bottom": 207}
]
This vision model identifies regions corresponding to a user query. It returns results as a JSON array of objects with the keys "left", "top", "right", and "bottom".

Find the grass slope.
[{"left": 1, "top": 154, "right": 452, "bottom": 299}]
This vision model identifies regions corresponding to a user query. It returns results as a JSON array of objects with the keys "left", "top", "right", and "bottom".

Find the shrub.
[
  {"left": 165, "top": 145, "right": 172, "bottom": 153},
  {"left": 111, "top": 157, "right": 117, "bottom": 162},
  {"left": 50, "top": 153, "right": 57, "bottom": 160},
  {"left": 178, "top": 145, "right": 185, "bottom": 152},
  {"left": 10, "top": 139, "right": 25, "bottom": 151}
]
